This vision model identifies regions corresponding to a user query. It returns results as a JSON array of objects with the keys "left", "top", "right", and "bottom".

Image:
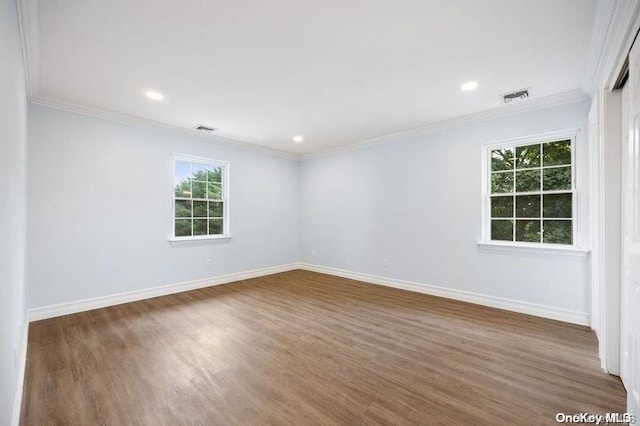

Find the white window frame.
[
  {"left": 169, "top": 154, "right": 231, "bottom": 242},
  {"left": 480, "top": 129, "right": 586, "bottom": 253}
]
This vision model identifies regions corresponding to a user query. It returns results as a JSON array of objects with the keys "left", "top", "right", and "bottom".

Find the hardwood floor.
[{"left": 21, "top": 270, "right": 625, "bottom": 425}]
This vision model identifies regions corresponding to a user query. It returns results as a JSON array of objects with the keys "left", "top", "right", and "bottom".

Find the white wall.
[
  {"left": 299, "top": 101, "right": 592, "bottom": 316},
  {"left": 27, "top": 105, "right": 299, "bottom": 309},
  {"left": 0, "top": 0, "right": 27, "bottom": 423}
]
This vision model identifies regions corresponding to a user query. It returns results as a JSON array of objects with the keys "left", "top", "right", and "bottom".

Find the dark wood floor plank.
[{"left": 21, "top": 270, "right": 625, "bottom": 425}]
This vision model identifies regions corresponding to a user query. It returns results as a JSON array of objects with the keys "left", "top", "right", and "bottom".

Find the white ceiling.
[{"left": 32, "top": 0, "right": 596, "bottom": 154}]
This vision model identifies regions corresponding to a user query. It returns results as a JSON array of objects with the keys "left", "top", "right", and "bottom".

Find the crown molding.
[
  {"left": 16, "top": 0, "right": 594, "bottom": 162},
  {"left": 603, "top": 0, "right": 640, "bottom": 90},
  {"left": 583, "top": 0, "right": 619, "bottom": 94},
  {"left": 300, "top": 89, "right": 590, "bottom": 161},
  {"left": 30, "top": 95, "right": 298, "bottom": 160},
  {"left": 16, "top": 0, "right": 39, "bottom": 98},
  {"left": 30, "top": 89, "right": 589, "bottom": 163},
  {"left": 17, "top": 0, "right": 297, "bottom": 161},
  {"left": 583, "top": 0, "right": 640, "bottom": 95}
]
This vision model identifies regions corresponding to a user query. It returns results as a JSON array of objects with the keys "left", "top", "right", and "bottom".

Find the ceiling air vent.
[
  {"left": 501, "top": 88, "right": 530, "bottom": 104},
  {"left": 194, "top": 124, "right": 218, "bottom": 134}
]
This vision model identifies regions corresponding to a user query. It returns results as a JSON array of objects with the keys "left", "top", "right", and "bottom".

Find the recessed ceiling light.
[
  {"left": 460, "top": 81, "right": 479, "bottom": 92},
  {"left": 293, "top": 135, "right": 304, "bottom": 143},
  {"left": 145, "top": 90, "right": 164, "bottom": 101}
]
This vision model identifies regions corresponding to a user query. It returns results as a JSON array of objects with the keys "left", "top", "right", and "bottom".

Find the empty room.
[{"left": 2, "top": 0, "right": 640, "bottom": 424}]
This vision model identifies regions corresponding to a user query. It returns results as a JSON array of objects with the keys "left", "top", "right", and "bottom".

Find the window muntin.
[
  {"left": 487, "top": 138, "right": 574, "bottom": 245},
  {"left": 173, "top": 156, "right": 228, "bottom": 239}
]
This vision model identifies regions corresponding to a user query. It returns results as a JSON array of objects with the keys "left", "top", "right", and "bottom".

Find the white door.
[{"left": 621, "top": 40, "right": 640, "bottom": 417}]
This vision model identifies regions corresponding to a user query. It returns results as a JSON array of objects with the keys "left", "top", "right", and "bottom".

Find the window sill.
[
  {"left": 169, "top": 235, "right": 232, "bottom": 246},
  {"left": 477, "top": 241, "right": 590, "bottom": 257}
]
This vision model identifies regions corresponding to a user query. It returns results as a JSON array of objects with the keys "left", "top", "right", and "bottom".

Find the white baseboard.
[
  {"left": 26, "top": 260, "right": 590, "bottom": 325},
  {"left": 11, "top": 320, "right": 29, "bottom": 426},
  {"left": 27, "top": 263, "right": 301, "bottom": 322},
  {"left": 299, "top": 263, "right": 589, "bottom": 326}
]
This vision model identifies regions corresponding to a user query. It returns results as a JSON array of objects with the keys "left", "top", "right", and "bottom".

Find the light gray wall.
[
  {"left": 0, "top": 0, "right": 27, "bottom": 423},
  {"left": 27, "top": 105, "right": 299, "bottom": 309},
  {"left": 299, "top": 101, "right": 592, "bottom": 314},
  {"left": 28, "top": 100, "right": 592, "bottom": 315}
]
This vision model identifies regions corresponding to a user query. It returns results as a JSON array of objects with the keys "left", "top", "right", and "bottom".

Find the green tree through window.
[
  {"left": 488, "top": 139, "right": 573, "bottom": 245},
  {"left": 173, "top": 157, "right": 227, "bottom": 238}
]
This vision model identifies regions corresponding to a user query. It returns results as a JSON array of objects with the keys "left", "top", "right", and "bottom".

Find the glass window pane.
[
  {"left": 175, "top": 219, "right": 192, "bottom": 237},
  {"left": 192, "top": 163, "right": 208, "bottom": 181},
  {"left": 543, "top": 220, "right": 572, "bottom": 245},
  {"left": 175, "top": 200, "right": 192, "bottom": 218},
  {"left": 175, "top": 161, "right": 191, "bottom": 183},
  {"left": 491, "top": 148, "right": 514, "bottom": 171},
  {"left": 543, "top": 140, "right": 571, "bottom": 166},
  {"left": 209, "top": 219, "right": 223, "bottom": 235},
  {"left": 515, "top": 195, "right": 541, "bottom": 218},
  {"left": 193, "top": 201, "right": 207, "bottom": 218},
  {"left": 193, "top": 219, "right": 207, "bottom": 236},
  {"left": 491, "top": 220, "right": 513, "bottom": 241},
  {"left": 515, "top": 169, "right": 541, "bottom": 192},
  {"left": 543, "top": 193, "right": 572, "bottom": 218},
  {"left": 174, "top": 180, "right": 191, "bottom": 198},
  {"left": 491, "top": 196, "right": 513, "bottom": 218},
  {"left": 207, "top": 167, "right": 222, "bottom": 183},
  {"left": 208, "top": 182, "right": 222, "bottom": 200},
  {"left": 192, "top": 181, "right": 206, "bottom": 198},
  {"left": 491, "top": 172, "right": 514, "bottom": 193},
  {"left": 515, "top": 144, "right": 541, "bottom": 169},
  {"left": 516, "top": 220, "right": 541, "bottom": 243},
  {"left": 209, "top": 201, "right": 223, "bottom": 218},
  {"left": 543, "top": 166, "right": 571, "bottom": 191}
]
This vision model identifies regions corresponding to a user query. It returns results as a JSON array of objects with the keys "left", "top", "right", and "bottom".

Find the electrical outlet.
[
  {"left": 311, "top": 250, "right": 317, "bottom": 258},
  {"left": 383, "top": 258, "right": 390, "bottom": 268},
  {"left": 205, "top": 258, "right": 212, "bottom": 269}
]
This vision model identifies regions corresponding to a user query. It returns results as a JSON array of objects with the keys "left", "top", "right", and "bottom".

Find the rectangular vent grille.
[
  {"left": 502, "top": 89, "right": 530, "bottom": 104},
  {"left": 194, "top": 125, "right": 218, "bottom": 133}
]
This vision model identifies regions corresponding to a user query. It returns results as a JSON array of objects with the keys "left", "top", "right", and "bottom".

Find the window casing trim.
[
  {"left": 170, "top": 153, "right": 231, "bottom": 242},
  {"left": 480, "top": 128, "right": 583, "bottom": 250}
]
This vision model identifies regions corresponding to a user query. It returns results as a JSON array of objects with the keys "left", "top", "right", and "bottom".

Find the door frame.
[
  {"left": 588, "top": 1, "right": 640, "bottom": 377},
  {"left": 590, "top": 88, "right": 623, "bottom": 374}
]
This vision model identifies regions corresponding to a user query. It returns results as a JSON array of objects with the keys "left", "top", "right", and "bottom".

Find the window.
[
  {"left": 172, "top": 155, "right": 229, "bottom": 240},
  {"left": 484, "top": 134, "right": 576, "bottom": 246}
]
